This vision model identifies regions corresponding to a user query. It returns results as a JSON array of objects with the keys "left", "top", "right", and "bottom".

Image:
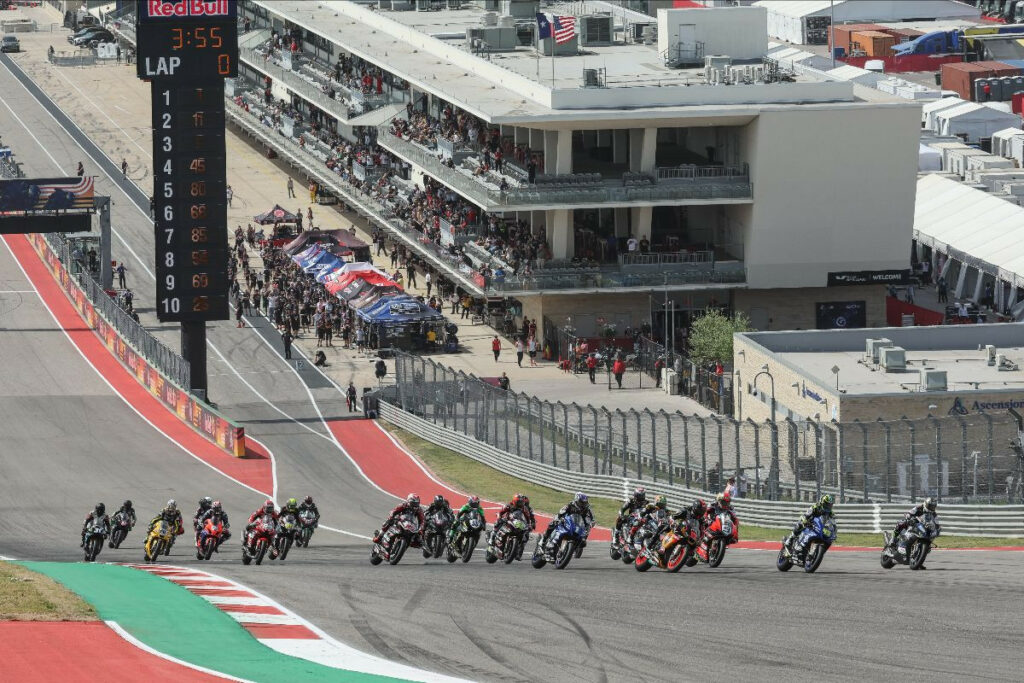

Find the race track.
[{"left": 1, "top": 56, "right": 1023, "bottom": 683}]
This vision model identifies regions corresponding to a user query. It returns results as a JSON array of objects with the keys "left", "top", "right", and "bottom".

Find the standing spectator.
[
  {"left": 76, "top": 161, "right": 84, "bottom": 177},
  {"left": 115, "top": 262, "right": 127, "bottom": 288},
  {"left": 346, "top": 382, "right": 359, "bottom": 412},
  {"left": 116, "top": 44, "right": 121, "bottom": 63},
  {"left": 390, "top": 248, "right": 399, "bottom": 268},
  {"left": 234, "top": 294, "right": 245, "bottom": 327},
  {"left": 425, "top": 271, "right": 432, "bottom": 297},
  {"left": 586, "top": 352, "right": 598, "bottom": 384},
  {"left": 406, "top": 261, "right": 418, "bottom": 288},
  {"left": 654, "top": 355, "right": 665, "bottom": 388},
  {"left": 515, "top": 337, "right": 524, "bottom": 367},
  {"left": 937, "top": 276, "right": 948, "bottom": 303},
  {"left": 612, "top": 355, "right": 626, "bottom": 389},
  {"left": 121, "top": 159, "right": 128, "bottom": 176},
  {"left": 306, "top": 206, "right": 314, "bottom": 227},
  {"left": 226, "top": 185, "right": 234, "bottom": 207},
  {"left": 737, "top": 470, "right": 748, "bottom": 498},
  {"left": 527, "top": 335, "right": 538, "bottom": 367},
  {"left": 491, "top": 335, "right": 501, "bottom": 362},
  {"left": 626, "top": 234, "right": 638, "bottom": 253},
  {"left": 724, "top": 476, "right": 738, "bottom": 498},
  {"left": 287, "top": 177, "right": 295, "bottom": 198},
  {"left": 355, "top": 325, "right": 365, "bottom": 353},
  {"left": 309, "top": 181, "right": 317, "bottom": 203},
  {"left": 87, "top": 247, "right": 98, "bottom": 272},
  {"left": 282, "top": 329, "right": 293, "bottom": 360},
  {"left": 295, "top": 208, "right": 303, "bottom": 232},
  {"left": 450, "top": 291, "right": 460, "bottom": 314},
  {"left": 497, "top": 372, "right": 510, "bottom": 390}
]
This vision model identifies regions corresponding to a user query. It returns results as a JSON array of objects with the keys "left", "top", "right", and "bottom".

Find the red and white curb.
[{"left": 123, "top": 564, "right": 469, "bottom": 683}]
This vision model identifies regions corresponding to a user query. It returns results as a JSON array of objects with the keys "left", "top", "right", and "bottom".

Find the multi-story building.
[{"left": 120, "top": 1, "right": 923, "bottom": 339}]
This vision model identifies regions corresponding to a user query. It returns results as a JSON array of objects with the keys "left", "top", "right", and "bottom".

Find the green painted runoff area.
[{"left": 20, "top": 562, "right": 407, "bottom": 683}]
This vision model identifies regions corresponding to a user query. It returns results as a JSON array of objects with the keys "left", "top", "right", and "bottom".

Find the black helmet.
[
  {"left": 123, "top": 500, "right": 132, "bottom": 509},
  {"left": 432, "top": 495, "right": 444, "bottom": 505},
  {"left": 924, "top": 497, "right": 937, "bottom": 513},
  {"left": 632, "top": 487, "right": 646, "bottom": 503},
  {"left": 303, "top": 496, "right": 313, "bottom": 505},
  {"left": 95, "top": 503, "right": 105, "bottom": 516},
  {"left": 200, "top": 496, "right": 212, "bottom": 508}
]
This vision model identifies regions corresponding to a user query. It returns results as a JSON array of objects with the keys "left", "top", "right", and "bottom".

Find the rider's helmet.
[
  {"left": 511, "top": 494, "right": 524, "bottom": 509},
  {"left": 166, "top": 499, "right": 177, "bottom": 511},
  {"left": 574, "top": 492, "right": 589, "bottom": 507},
  {"left": 263, "top": 500, "right": 275, "bottom": 514},
  {"left": 632, "top": 487, "right": 647, "bottom": 504},
  {"left": 122, "top": 500, "right": 132, "bottom": 510},
  {"left": 287, "top": 497, "right": 297, "bottom": 508},
  {"left": 692, "top": 498, "right": 705, "bottom": 511},
  {"left": 432, "top": 495, "right": 444, "bottom": 506},
  {"left": 200, "top": 496, "right": 212, "bottom": 508},
  {"left": 406, "top": 494, "right": 420, "bottom": 508},
  {"left": 923, "top": 497, "right": 937, "bottom": 513},
  {"left": 521, "top": 495, "right": 530, "bottom": 507},
  {"left": 211, "top": 500, "right": 222, "bottom": 510},
  {"left": 468, "top": 495, "right": 480, "bottom": 508},
  {"left": 819, "top": 494, "right": 834, "bottom": 513},
  {"left": 716, "top": 493, "right": 731, "bottom": 509},
  {"left": 304, "top": 496, "right": 313, "bottom": 505},
  {"left": 95, "top": 503, "right": 105, "bottom": 516},
  {"left": 654, "top": 495, "right": 667, "bottom": 509}
]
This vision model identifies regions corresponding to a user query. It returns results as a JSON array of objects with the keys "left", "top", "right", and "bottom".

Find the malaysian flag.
[{"left": 552, "top": 15, "right": 576, "bottom": 45}]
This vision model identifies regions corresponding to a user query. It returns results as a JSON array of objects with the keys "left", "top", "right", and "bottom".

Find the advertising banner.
[{"left": 28, "top": 233, "right": 246, "bottom": 457}]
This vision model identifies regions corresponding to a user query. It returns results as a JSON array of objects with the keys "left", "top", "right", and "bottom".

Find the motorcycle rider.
[
  {"left": 541, "top": 492, "right": 595, "bottom": 555},
  {"left": 197, "top": 500, "right": 231, "bottom": 551},
  {"left": 614, "top": 487, "right": 648, "bottom": 545},
  {"left": 706, "top": 492, "right": 738, "bottom": 526},
  {"left": 788, "top": 494, "right": 835, "bottom": 552},
  {"left": 80, "top": 502, "right": 110, "bottom": 547},
  {"left": 425, "top": 494, "right": 453, "bottom": 520},
  {"left": 637, "top": 495, "right": 672, "bottom": 549},
  {"left": 488, "top": 494, "right": 536, "bottom": 552},
  {"left": 245, "top": 500, "right": 278, "bottom": 550},
  {"left": 298, "top": 495, "right": 320, "bottom": 527},
  {"left": 193, "top": 496, "right": 213, "bottom": 544},
  {"left": 115, "top": 499, "right": 137, "bottom": 528},
  {"left": 271, "top": 498, "right": 302, "bottom": 559},
  {"left": 889, "top": 497, "right": 940, "bottom": 556},
  {"left": 147, "top": 500, "right": 184, "bottom": 549},
  {"left": 374, "top": 494, "right": 426, "bottom": 544},
  {"left": 448, "top": 495, "right": 486, "bottom": 544}
]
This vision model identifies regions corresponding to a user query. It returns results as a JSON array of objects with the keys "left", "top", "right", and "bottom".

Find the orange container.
[
  {"left": 851, "top": 30, "right": 898, "bottom": 57},
  {"left": 829, "top": 23, "right": 886, "bottom": 54}
]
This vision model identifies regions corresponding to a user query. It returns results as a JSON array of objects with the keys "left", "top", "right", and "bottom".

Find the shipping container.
[
  {"left": 851, "top": 30, "right": 898, "bottom": 58},
  {"left": 942, "top": 62, "right": 997, "bottom": 100},
  {"left": 828, "top": 23, "right": 886, "bottom": 54},
  {"left": 882, "top": 27, "right": 925, "bottom": 43}
]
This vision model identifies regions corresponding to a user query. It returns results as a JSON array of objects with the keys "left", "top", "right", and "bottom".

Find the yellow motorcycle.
[{"left": 144, "top": 520, "right": 175, "bottom": 562}]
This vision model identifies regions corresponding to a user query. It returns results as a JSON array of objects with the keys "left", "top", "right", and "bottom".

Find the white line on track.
[
  {"left": 105, "top": 620, "right": 251, "bottom": 683},
  {"left": 0, "top": 290, "right": 37, "bottom": 294}
]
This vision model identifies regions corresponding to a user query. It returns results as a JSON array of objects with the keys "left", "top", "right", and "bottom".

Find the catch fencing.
[
  {"left": 43, "top": 232, "right": 191, "bottom": 390},
  {"left": 390, "top": 351, "right": 1024, "bottom": 507}
]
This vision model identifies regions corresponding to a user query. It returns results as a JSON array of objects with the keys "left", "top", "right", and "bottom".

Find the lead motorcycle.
[
  {"left": 447, "top": 511, "right": 485, "bottom": 563},
  {"left": 880, "top": 511, "right": 940, "bottom": 570},
  {"left": 196, "top": 518, "right": 225, "bottom": 561},
  {"left": 273, "top": 511, "right": 299, "bottom": 561},
  {"left": 242, "top": 513, "right": 276, "bottom": 565},
  {"left": 485, "top": 510, "right": 530, "bottom": 565},
  {"left": 422, "top": 508, "right": 453, "bottom": 559},
  {"left": 694, "top": 509, "right": 739, "bottom": 568},
  {"left": 531, "top": 513, "right": 588, "bottom": 570},
  {"left": 83, "top": 519, "right": 108, "bottom": 562},
  {"left": 777, "top": 514, "right": 836, "bottom": 573},
  {"left": 370, "top": 511, "right": 422, "bottom": 566}
]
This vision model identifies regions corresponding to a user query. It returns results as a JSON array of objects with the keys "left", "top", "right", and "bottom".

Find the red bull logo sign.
[{"left": 143, "top": 0, "right": 234, "bottom": 20}]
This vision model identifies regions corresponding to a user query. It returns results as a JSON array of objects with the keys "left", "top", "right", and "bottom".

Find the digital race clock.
[{"left": 136, "top": 0, "right": 238, "bottom": 83}]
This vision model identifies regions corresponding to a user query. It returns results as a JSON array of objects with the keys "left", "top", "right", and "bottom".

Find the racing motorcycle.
[
  {"left": 609, "top": 511, "right": 643, "bottom": 564},
  {"left": 422, "top": 508, "right": 453, "bottom": 559},
  {"left": 83, "top": 519, "right": 108, "bottom": 562},
  {"left": 273, "top": 511, "right": 299, "bottom": 561},
  {"left": 694, "top": 510, "right": 739, "bottom": 568},
  {"left": 370, "top": 511, "right": 422, "bottom": 566},
  {"left": 108, "top": 511, "right": 133, "bottom": 549},
  {"left": 295, "top": 509, "right": 317, "bottom": 548},
  {"left": 635, "top": 517, "right": 700, "bottom": 573},
  {"left": 881, "top": 511, "right": 940, "bottom": 570},
  {"left": 446, "top": 512, "right": 485, "bottom": 563},
  {"left": 196, "top": 518, "right": 225, "bottom": 561},
  {"left": 777, "top": 514, "right": 836, "bottom": 573},
  {"left": 242, "top": 513, "right": 276, "bottom": 565},
  {"left": 531, "top": 513, "right": 587, "bottom": 570},
  {"left": 485, "top": 510, "right": 530, "bottom": 565},
  {"left": 144, "top": 520, "right": 174, "bottom": 562}
]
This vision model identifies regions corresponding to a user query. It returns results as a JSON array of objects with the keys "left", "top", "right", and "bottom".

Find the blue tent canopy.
[{"left": 356, "top": 295, "right": 444, "bottom": 324}]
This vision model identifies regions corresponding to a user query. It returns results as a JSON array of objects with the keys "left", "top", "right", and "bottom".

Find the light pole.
[{"left": 754, "top": 364, "right": 778, "bottom": 499}]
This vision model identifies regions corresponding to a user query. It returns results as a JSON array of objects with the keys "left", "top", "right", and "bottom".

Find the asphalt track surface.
[{"left": 1, "top": 60, "right": 1024, "bottom": 682}]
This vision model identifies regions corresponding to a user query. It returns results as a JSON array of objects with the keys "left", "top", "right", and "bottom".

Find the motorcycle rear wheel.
[
  {"left": 804, "top": 543, "right": 827, "bottom": 573},
  {"left": 879, "top": 549, "right": 895, "bottom": 569},
  {"left": 369, "top": 547, "right": 383, "bottom": 565},
  {"left": 634, "top": 552, "right": 652, "bottom": 572},
  {"left": 609, "top": 543, "right": 621, "bottom": 561},
  {"left": 389, "top": 538, "right": 408, "bottom": 565}
]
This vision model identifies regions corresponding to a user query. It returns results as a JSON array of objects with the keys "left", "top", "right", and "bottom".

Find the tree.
[{"left": 687, "top": 309, "right": 751, "bottom": 366}]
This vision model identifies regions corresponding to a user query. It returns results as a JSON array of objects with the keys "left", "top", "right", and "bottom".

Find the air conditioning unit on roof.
[{"left": 880, "top": 346, "right": 906, "bottom": 372}]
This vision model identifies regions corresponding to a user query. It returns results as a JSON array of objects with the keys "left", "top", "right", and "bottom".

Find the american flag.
[{"left": 552, "top": 15, "right": 576, "bottom": 45}]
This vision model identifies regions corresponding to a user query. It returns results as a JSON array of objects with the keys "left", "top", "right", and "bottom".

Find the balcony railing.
[
  {"left": 378, "top": 126, "right": 752, "bottom": 210},
  {"left": 239, "top": 43, "right": 399, "bottom": 125},
  {"left": 485, "top": 261, "right": 747, "bottom": 293}
]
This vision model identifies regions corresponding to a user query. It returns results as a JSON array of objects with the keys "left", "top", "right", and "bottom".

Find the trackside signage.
[{"left": 140, "top": 0, "right": 235, "bottom": 21}]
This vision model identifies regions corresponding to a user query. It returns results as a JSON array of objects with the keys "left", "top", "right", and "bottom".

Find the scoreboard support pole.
[{"left": 181, "top": 320, "right": 208, "bottom": 401}]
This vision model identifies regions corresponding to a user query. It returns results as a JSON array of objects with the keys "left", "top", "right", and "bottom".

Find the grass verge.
[
  {"left": 0, "top": 561, "right": 96, "bottom": 621},
  {"left": 381, "top": 425, "right": 1024, "bottom": 550}
]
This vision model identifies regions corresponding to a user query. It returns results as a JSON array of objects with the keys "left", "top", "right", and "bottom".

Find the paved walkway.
[{"left": 7, "top": 9, "right": 709, "bottom": 416}]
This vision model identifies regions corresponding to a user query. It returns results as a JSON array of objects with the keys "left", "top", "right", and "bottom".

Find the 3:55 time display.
[{"left": 171, "top": 26, "right": 223, "bottom": 50}]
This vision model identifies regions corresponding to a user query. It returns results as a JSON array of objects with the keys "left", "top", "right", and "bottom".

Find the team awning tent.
[
  {"left": 914, "top": 174, "right": 1024, "bottom": 290},
  {"left": 282, "top": 229, "right": 370, "bottom": 256},
  {"left": 357, "top": 296, "right": 444, "bottom": 323},
  {"left": 254, "top": 204, "right": 299, "bottom": 225}
]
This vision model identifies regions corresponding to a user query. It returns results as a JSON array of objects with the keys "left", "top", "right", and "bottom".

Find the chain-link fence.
[
  {"left": 389, "top": 351, "right": 1024, "bottom": 504},
  {"left": 43, "top": 232, "right": 192, "bottom": 390}
]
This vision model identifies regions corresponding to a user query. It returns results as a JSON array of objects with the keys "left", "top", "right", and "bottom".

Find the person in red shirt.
[
  {"left": 492, "top": 335, "right": 501, "bottom": 362},
  {"left": 586, "top": 353, "right": 598, "bottom": 384},
  {"left": 612, "top": 356, "right": 626, "bottom": 389}
]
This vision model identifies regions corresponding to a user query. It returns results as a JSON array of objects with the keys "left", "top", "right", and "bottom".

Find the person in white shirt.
[
  {"left": 626, "top": 236, "right": 638, "bottom": 252},
  {"left": 724, "top": 476, "right": 738, "bottom": 499}
]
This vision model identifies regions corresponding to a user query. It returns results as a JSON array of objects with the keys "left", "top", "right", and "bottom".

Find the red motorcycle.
[
  {"left": 695, "top": 510, "right": 739, "bottom": 568},
  {"left": 242, "top": 514, "right": 276, "bottom": 565},
  {"left": 197, "top": 518, "right": 225, "bottom": 561},
  {"left": 635, "top": 517, "right": 699, "bottom": 573}
]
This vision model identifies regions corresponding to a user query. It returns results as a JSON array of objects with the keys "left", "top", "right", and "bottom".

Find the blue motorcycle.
[
  {"left": 777, "top": 514, "right": 836, "bottom": 573},
  {"left": 531, "top": 513, "right": 587, "bottom": 570}
]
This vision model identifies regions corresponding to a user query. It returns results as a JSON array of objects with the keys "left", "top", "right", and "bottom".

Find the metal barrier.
[
  {"left": 378, "top": 400, "right": 1024, "bottom": 536},
  {"left": 388, "top": 351, "right": 1024, "bottom": 507},
  {"left": 47, "top": 50, "right": 96, "bottom": 67},
  {"left": 43, "top": 232, "right": 191, "bottom": 390}
]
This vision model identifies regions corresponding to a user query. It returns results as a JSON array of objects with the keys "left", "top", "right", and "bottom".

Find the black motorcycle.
[
  {"left": 881, "top": 512, "right": 940, "bottom": 570},
  {"left": 108, "top": 511, "right": 133, "bottom": 549},
  {"left": 485, "top": 510, "right": 530, "bottom": 564},
  {"left": 422, "top": 509, "right": 453, "bottom": 559},
  {"left": 83, "top": 520, "right": 107, "bottom": 562},
  {"left": 447, "top": 512, "right": 485, "bottom": 563},
  {"left": 370, "top": 512, "right": 422, "bottom": 566},
  {"left": 273, "top": 512, "right": 299, "bottom": 561},
  {"left": 295, "top": 509, "right": 317, "bottom": 548}
]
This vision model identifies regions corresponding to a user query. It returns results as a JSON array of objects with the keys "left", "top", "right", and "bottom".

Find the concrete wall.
[
  {"left": 656, "top": 7, "right": 767, "bottom": 61},
  {"left": 734, "top": 284, "right": 887, "bottom": 332},
  {"left": 743, "top": 322, "right": 1024, "bottom": 354},
  {"left": 740, "top": 103, "right": 920, "bottom": 289},
  {"left": 549, "top": 81, "right": 853, "bottom": 110},
  {"left": 733, "top": 334, "right": 838, "bottom": 422}
]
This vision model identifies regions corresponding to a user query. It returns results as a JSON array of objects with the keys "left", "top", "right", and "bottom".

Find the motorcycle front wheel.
[
  {"left": 634, "top": 552, "right": 652, "bottom": 572},
  {"left": 389, "top": 537, "right": 408, "bottom": 565},
  {"left": 254, "top": 540, "right": 268, "bottom": 565},
  {"left": 666, "top": 544, "right": 686, "bottom": 573},
  {"left": 278, "top": 536, "right": 293, "bottom": 561},
  {"left": 461, "top": 535, "right": 477, "bottom": 563},
  {"left": 503, "top": 538, "right": 519, "bottom": 565},
  {"left": 203, "top": 538, "right": 216, "bottom": 561},
  {"left": 708, "top": 539, "right": 726, "bottom": 568},
  {"left": 554, "top": 540, "right": 576, "bottom": 570},
  {"left": 909, "top": 540, "right": 929, "bottom": 570},
  {"left": 804, "top": 543, "right": 827, "bottom": 573}
]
